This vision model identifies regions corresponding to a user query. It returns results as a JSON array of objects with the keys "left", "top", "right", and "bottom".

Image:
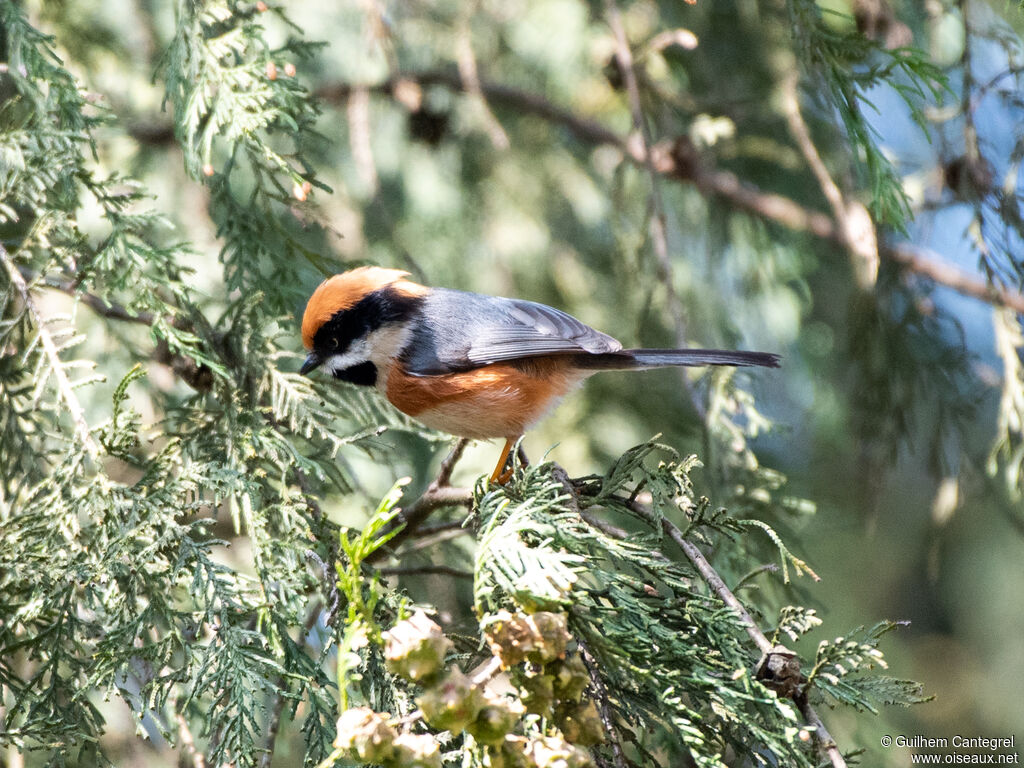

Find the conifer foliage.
[{"left": 2, "top": 0, "right": 1016, "bottom": 767}]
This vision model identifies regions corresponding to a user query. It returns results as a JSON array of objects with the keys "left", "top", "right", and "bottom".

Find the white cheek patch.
[
  {"left": 324, "top": 337, "right": 371, "bottom": 375},
  {"left": 322, "top": 324, "right": 414, "bottom": 377}
]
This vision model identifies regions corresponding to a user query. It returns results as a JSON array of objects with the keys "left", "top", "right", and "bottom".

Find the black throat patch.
[{"left": 332, "top": 361, "right": 378, "bottom": 386}]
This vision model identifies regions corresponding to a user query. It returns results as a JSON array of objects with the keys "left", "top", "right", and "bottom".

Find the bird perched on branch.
[{"left": 299, "top": 267, "right": 779, "bottom": 483}]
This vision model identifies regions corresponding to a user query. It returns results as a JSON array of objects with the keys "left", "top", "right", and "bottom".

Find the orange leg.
[{"left": 489, "top": 437, "right": 519, "bottom": 484}]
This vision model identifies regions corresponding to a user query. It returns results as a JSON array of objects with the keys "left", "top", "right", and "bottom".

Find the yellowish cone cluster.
[
  {"left": 416, "top": 667, "right": 485, "bottom": 731},
  {"left": 483, "top": 610, "right": 571, "bottom": 667},
  {"left": 338, "top": 609, "right": 601, "bottom": 768},
  {"left": 334, "top": 707, "right": 397, "bottom": 763},
  {"left": 384, "top": 610, "right": 453, "bottom": 683}
]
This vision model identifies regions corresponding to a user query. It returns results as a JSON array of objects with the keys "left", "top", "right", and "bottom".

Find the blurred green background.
[{"left": 5, "top": 0, "right": 1024, "bottom": 765}]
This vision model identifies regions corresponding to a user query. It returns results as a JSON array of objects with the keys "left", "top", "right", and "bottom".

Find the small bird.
[{"left": 300, "top": 267, "right": 779, "bottom": 483}]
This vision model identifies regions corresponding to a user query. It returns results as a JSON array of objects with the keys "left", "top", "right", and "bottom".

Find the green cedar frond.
[{"left": 788, "top": 0, "right": 948, "bottom": 228}]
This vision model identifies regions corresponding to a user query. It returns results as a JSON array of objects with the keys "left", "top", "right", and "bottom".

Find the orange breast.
[{"left": 385, "top": 359, "right": 585, "bottom": 439}]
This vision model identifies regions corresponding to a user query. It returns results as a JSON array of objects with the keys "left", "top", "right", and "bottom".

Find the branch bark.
[
  {"left": 316, "top": 71, "right": 1024, "bottom": 316},
  {"left": 605, "top": 0, "right": 702, "bottom": 418},
  {"left": 577, "top": 635, "right": 628, "bottom": 768},
  {"left": 367, "top": 439, "right": 474, "bottom": 563},
  {"left": 578, "top": 483, "right": 847, "bottom": 768}
]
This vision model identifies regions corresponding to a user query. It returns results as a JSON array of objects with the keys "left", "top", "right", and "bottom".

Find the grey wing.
[{"left": 402, "top": 288, "right": 622, "bottom": 375}]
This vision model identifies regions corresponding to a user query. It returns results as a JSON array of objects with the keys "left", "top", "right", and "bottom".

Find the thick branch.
[
  {"left": 317, "top": 72, "right": 1024, "bottom": 315},
  {"left": 888, "top": 243, "right": 1024, "bottom": 314}
]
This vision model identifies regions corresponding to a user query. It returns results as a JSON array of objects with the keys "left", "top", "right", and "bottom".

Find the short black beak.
[{"left": 299, "top": 352, "right": 322, "bottom": 376}]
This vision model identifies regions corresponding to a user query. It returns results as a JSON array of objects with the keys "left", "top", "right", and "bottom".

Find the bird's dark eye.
[{"left": 331, "top": 337, "right": 339, "bottom": 350}]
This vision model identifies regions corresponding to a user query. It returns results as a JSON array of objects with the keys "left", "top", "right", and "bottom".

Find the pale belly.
[{"left": 379, "top": 361, "right": 587, "bottom": 439}]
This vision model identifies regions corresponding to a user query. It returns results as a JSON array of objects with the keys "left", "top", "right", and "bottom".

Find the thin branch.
[
  {"left": 797, "top": 696, "right": 847, "bottom": 768},
  {"left": 572, "top": 472, "right": 845, "bottom": 768},
  {"left": 577, "top": 635, "right": 628, "bottom": 768},
  {"left": 366, "top": 440, "right": 474, "bottom": 564},
  {"left": 617, "top": 495, "right": 847, "bottom": 768},
  {"left": 780, "top": 70, "right": 879, "bottom": 288},
  {"left": 377, "top": 485, "right": 473, "bottom": 558},
  {"left": 455, "top": 16, "right": 510, "bottom": 150},
  {"left": 377, "top": 564, "right": 473, "bottom": 579},
  {"left": 435, "top": 438, "right": 470, "bottom": 488},
  {"left": 605, "top": 0, "right": 701, "bottom": 417},
  {"left": 2, "top": 246, "right": 101, "bottom": 458},
  {"left": 639, "top": 500, "right": 773, "bottom": 655},
  {"left": 175, "top": 712, "right": 207, "bottom": 768},
  {"left": 21, "top": 267, "right": 158, "bottom": 325}
]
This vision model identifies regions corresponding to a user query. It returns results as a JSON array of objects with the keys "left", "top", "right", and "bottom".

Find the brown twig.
[
  {"left": 577, "top": 635, "right": 628, "bottom": 768},
  {"left": 797, "top": 696, "right": 847, "bottom": 768},
  {"left": 376, "top": 484, "right": 473, "bottom": 558},
  {"left": 615, "top": 495, "right": 846, "bottom": 767},
  {"left": 377, "top": 564, "right": 473, "bottom": 579},
  {"left": 623, "top": 497, "right": 773, "bottom": 655},
  {"left": 888, "top": 242, "right": 1024, "bottom": 314},
  {"left": 366, "top": 439, "right": 474, "bottom": 563},
  {"left": 127, "top": 72, "right": 1023, "bottom": 314},
  {"left": 571, "top": 474, "right": 845, "bottom": 768},
  {"left": 780, "top": 70, "right": 879, "bottom": 288},
  {"left": 23, "top": 267, "right": 157, "bottom": 325},
  {"left": 435, "top": 437, "right": 470, "bottom": 487},
  {"left": 605, "top": 0, "right": 702, "bottom": 418},
  {"left": 175, "top": 711, "right": 207, "bottom": 768}
]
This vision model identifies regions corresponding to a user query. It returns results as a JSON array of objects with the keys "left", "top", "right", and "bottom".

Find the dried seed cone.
[
  {"left": 391, "top": 733, "right": 442, "bottom": 768},
  {"left": 526, "top": 734, "right": 594, "bottom": 768},
  {"left": 551, "top": 655, "right": 589, "bottom": 702},
  {"left": 416, "top": 667, "right": 484, "bottom": 732},
  {"left": 466, "top": 692, "right": 526, "bottom": 746},
  {"left": 556, "top": 699, "right": 604, "bottom": 746},
  {"left": 384, "top": 610, "right": 452, "bottom": 683},
  {"left": 333, "top": 707, "right": 396, "bottom": 763},
  {"left": 525, "top": 612, "right": 569, "bottom": 663},
  {"left": 484, "top": 610, "right": 570, "bottom": 667},
  {"left": 487, "top": 735, "right": 531, "bottom": 768},
  {"left": 518, "top": 669, "right": 555, "bottom": 717}
]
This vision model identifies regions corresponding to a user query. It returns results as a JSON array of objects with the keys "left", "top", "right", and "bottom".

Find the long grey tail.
[{"left": 574, "top": 348, "right": 781, "bottom": 370}]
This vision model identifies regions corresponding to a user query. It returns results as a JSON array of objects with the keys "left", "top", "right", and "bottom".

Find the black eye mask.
[{"left": 312, "top": 287, "right": 424, "bottom": 357}]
